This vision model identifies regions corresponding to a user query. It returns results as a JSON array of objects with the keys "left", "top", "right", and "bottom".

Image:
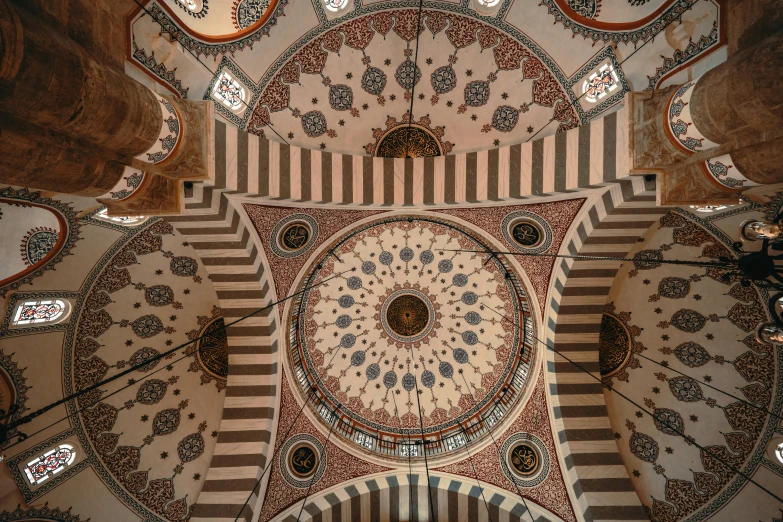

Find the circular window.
[
  {"left": 501, "top": 211, "right": 553, "bottom": 254},
  {"left": 280, "top": 434, "right": 326, "bottom": 487},
  {"left": 270, "top": 214, "right": 319, "bottom": 258}
]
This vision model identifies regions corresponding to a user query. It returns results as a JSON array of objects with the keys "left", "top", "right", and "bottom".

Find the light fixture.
[
  {"left": 741, "top": 219, "right": 783, "bottom": 242},
  {"left": 756, "top": 323, "right": 783, "bottom": 345}
]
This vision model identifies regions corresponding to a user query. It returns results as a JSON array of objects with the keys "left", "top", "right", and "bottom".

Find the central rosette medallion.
[
  {"left": 385, "top": 293, "right": 430, "bottom": 337},
  {"left": 288, "top": 216, "right": 534, "bottom": 458},
  {"left": 378, "top": 285, "right": 439, "bottom": 346}
]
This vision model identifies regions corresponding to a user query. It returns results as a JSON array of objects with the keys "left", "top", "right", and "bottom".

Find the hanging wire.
[
  {"left": 0, "top": 268, "right": 355, "bottom": 448},
  {"left": 403, "top": 0, "right": 426, "bottom": 159},
  {"left": 406, "top": 338, "right": 438, "bottom": 521},
  {"left": 295, "top": 405, "right": 340, "bottom": 522},
  {"left": 231, "top": 313, "right": 357, "bottom": 522},
  {"left": 633, "top": 350, "right": 783, "bottom": 423},
  {"left": 458, "top": 423, "right": 495, "bottom": 522},
  {"left": 481, "top": 302, "right": 783, "bottom": 506},
  {"left": 130, "top": 0, "right": 291, "bottom": 145},
  {"left": 436, "top": 248, "right": 738, "bottom": 270},
  {"left": 457, "top": 372, "right": 536, "bottom": 522},
  {"left": 525, "top": 0, "right": 703, "bottom": 143},
  {"left": 391, "top": 391, "right": 415, "bottom": 520}
]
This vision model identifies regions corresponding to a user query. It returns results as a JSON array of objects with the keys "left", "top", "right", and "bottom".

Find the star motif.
[
  {"left": 471, "top": 114, "right": 477, "bottom": 121},
  {"left": 133, "top": 302, "right": 141, "bottom": 309},
  {"left": 665, "top": 447, "right": 673, "bottom": 454},
  {"left": 526, "top": 126, "right": 534, "bottom": 133},
  {"left": 390, "top": 94, "right": 396, "bottom": 101},
  {"left": 362, "top": 103, "right": 369, "bottom": 110},
  {"left": 690, "top": 414, "right": 698, "bottom": 422},
  {"left": 320, "top": 143, "right": 326, "bottom": 150},
  {"left": 155, "top": 269, "right": 163, "bottom": 275},
  {"left": 632, "top": 470, "right": 640, "bottom": 477},
  {"left": 465, "top": 69, "right": 473, "bottom": 76},
  {"left": 426, "top": 58, "right": 433, "bottom": 65},
  {"left": 446, "top": 101, "right": 453, "bottom": 107},
  {"left": 346, "top": 72, "right": 353, "bottom": 79},
  {"left": 288, "top": 132, "right": 294, "bottom": 139},
  {"left": 694, "top": 294, "right": 702, "bottom": 301},
  {"left": 141, "top": 415, "right": 149, "bottom": 422},
  {"left": 312, "top": 97, "right": 318, "bottom": 104},
  {"left": 501, "top": 92, "right": 508, "bottom": 99},
  {"left": 703, "top": 375, "right": 712, "bottom": 382},
  {"left": 161, "top": 451, "right": 169, "bottom": 459},
  {"left": 193, "top": 473, "right": 201, "bottom": 480},
  {"left": 188, "top": 412, "right": 196, "bottom": 420},
  {"left": 652, "top": 387, "right": 660, "bottom": 394},
  {"left": 493, "top": 139, "right": 500, "bottom": 146},
  {"left": 339, "top": 119, "right": 345, "bottom": 126},
  {"left": 384, "top": 58, "right": 391, "bottom": 66},
  {"left": 654, "top": 308, "right": 662, "bottom": 314},
  {"left": 642, "top": 279, "right": 650, "bottom": 285}
]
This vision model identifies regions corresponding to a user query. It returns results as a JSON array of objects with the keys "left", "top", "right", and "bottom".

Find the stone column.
[
  {"left": 0, "top": 0, "right": 211, "bottom": 207},
  {"left": 628, "top": 27, "right": 783, "bottom": 204},
  {"left": 0, "top": 0, "right": 162, "bottom": 157},
  {"left": 690, "top": 31, "right": 783, "bottom": 144}
]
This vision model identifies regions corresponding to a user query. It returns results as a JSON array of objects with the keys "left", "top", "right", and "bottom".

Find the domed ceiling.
[
  {"left": 129, "top": 0, "right": 724, "bottom": 155},
  {"left": 287, "top": 214, "right": 535, "bottom": 456}
]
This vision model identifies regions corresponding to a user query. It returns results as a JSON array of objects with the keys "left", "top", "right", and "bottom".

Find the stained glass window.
[
  {"left": 323, "top": 0, "right": 348, "bottom": 12},
  {"left": 96, "top": 208, "right": 146, "bottom": 225},
  {"left": 212, "top": 72, "right": 246, "bottom": 111},
  {"left": 11, "top": 299, "right": 70, "bottom": 327},
  {"left": 24, "top": 444, "right": 76, "bottom": 485},
  {"left": 583, "top": 64, "right": 619, "bottom": 103}
]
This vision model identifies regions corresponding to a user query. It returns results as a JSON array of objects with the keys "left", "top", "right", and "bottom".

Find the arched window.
[
  {"left": 24, "top": 444, "right": 76, "bottom": 485},
  {"left": 583, "top": 63, "right": 619, "bottom": 103},
  {"left": 212, "top": 71, "right": 246, "bottom": 112},
  {"left": 11, "top": 299, "right": 71, "bottom": 327},
  {"left": 96, "top": 208, "right": 147, "bottom": 225},
  {"left": 776, "top": 442, "right": 783, "bottom": 465},
  {"left": 323, "top": 0, "right": 348, "bottom": 13}
]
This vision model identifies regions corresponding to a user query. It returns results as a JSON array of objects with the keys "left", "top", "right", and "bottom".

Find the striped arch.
[
  {"left": 174, "top": 111, "right": 635, "bottom": 521},
  {"left": 274, "top": 471, "right": 562, "bottom": 522},
  {"left": 546, "top": 176, "right": 664, "bottom": 522},
  {"left": 165, "top": 186, "right": 280, "bottom": 521}
]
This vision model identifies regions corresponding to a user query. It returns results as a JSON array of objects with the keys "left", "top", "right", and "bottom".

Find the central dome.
[{"left": 288, "top": 215, "right": 534, "bottom": 459}]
